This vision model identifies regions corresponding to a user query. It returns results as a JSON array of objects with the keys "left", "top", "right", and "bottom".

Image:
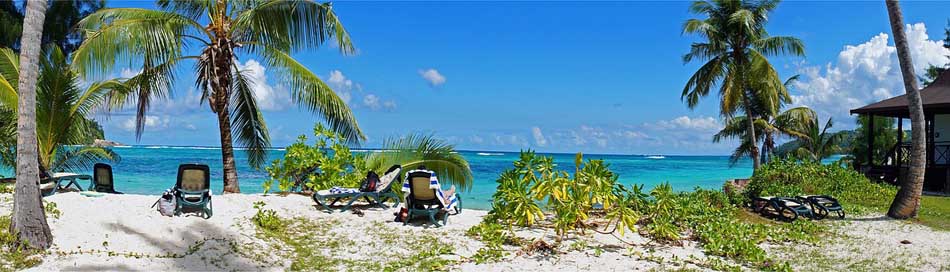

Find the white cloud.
[
  {"left": 531, "top": 126, "right": 547, "bottom": 147},
  {"left": 792, "top": 23, "right": 950, "bottom": 124},
  {"left": 326, "top": 70, "right": 396, "bottom": 111},
  {"left": 418, "top": 68, "right": 446, "bottom": 87},
  {"left": 648, "top": 116, "right": 721, "bottom": 132},
  {"left": 119, "top": 115, "right": 170, "bottom": 132},
  {"left": 383, "top": 100, "right": 397, "bottom": 110},
  {"left": 237, "top": 59, "right": 289, "bottom": 111},
  {"left": 328, "top": 70, "right": 356, "bottom": 104},
  {"left": 363, "top": 94, "right": 380, "bottom": 110}
]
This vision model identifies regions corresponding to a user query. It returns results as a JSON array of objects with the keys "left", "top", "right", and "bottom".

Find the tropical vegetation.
[
  {"left": 72, "top": 0, "right": 363, "bottom": 193},
  {"left": 681, "top": 0, "right": 805, "bottom": 170},
  {"left": 488, "top": 151, "right": 644, "bottom": 239},
  {"left": 265, "top": 123, "right": 473, "bottom": 194},
  {"left": 0, "top": 46, "right": 122, "bottom": 173},
  {"left": 0, "top": 0, "right": 104, "bottom": 54}
]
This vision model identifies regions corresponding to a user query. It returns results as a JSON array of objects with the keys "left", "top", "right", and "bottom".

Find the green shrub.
[
  {"left": 747, "top": 159, "right": 897, "bottom": 213},
  {"left": 264, "top": 124, "right": 368, "bottom": 193},
  {"left": 251, "top": 201, "right": 281, "bottom": 232},
  {"left": 489, "top": 150, "right": 646, "bottom": 239}
]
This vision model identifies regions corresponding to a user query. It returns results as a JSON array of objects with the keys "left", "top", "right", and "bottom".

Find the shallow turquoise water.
[{"left": 7, "top": 146, "right": 768, "bottom": 210}]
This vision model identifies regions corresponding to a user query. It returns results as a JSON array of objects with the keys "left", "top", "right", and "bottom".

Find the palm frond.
[
  {"left": 682, "top": 56, "right": 727, "bottom": 108},
  {"left": 0, "top": 47, "right": 18, "bottom": 111},
  {"left": 231, "top": 65, "right": 271, "bottom": 169},
  {"left": 71, "top": 8, "right": 199, "bottom": 77},
  {"left": 49, "top": 146, "right": 120, "bottom": 173},
  {"left": 753, "top": 36, "right": 805, "bottom": 57},
  {"left": 157, "top": 0, "right": 212, "bottom": 20},
  {"left": 234, "top": 0, "right": 355, "bottom": 55},
  {"left": 365, "top": 134, "right": 473, "bottom": 191},
  {"left": 261, "top": 47, "right": 364, "bottom": 143}
]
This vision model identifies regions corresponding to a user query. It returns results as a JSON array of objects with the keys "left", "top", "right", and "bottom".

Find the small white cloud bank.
[
  {"left": 328, "top": 70, "right": 397, "bottom": 111},
  {"left": 418, "top": 68, "right": 446, "bottom": 87}
]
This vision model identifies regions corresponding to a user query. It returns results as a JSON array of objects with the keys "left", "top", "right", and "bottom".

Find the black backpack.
[{"left": 359, "top": 171, "right": 380, "bottom": 192}]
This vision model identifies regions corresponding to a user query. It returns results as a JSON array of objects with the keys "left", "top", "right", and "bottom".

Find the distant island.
[{"left": 92, "top": 139, "right": 124, "bottom": 147}]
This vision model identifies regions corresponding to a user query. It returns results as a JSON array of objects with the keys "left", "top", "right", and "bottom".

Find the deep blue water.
[{"left": 7, "top": 146, "right": 770, "bottom": 210}]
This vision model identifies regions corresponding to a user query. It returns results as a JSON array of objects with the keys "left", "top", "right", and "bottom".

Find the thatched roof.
[{"left": 851, "top": 69, "right": 950, "bottom": 117}]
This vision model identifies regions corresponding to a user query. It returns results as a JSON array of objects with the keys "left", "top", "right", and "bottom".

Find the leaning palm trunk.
[
  {"left": 885, "top": 0, "right": 926, "bottom": 219},
  {"left": 12, "top": 0, "right": 52, "bottom": 249},
  {"left": 745, "top": 108, "right": 760, "bottom": 169}
]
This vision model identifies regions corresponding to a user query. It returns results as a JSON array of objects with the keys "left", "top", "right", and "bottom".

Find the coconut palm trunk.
[
  {"left": 885, "top": 0, "right": 926, "bottom": 219},
  {"left": 12, "top": 0, "right": 52, "bottom": 249},
  {"left": 745, "top": 108, "right": 761, "bottom": 169},
  {"left": 206, "top": 25, "right": 241, "bottom": 193}
]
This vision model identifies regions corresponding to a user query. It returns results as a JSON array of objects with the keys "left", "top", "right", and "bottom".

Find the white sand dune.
[{"left": 5, "top": 192, "right": 948, "bottom": 271}]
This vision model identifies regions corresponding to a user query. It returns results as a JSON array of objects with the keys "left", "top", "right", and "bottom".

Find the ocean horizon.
[{"left": 11, "top": 145, "right": 840, "bottom": 210}]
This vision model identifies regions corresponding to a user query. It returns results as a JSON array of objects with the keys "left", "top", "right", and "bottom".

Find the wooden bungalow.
[{"left": 851, "top": 69, "right": 950, "bottom": 193}]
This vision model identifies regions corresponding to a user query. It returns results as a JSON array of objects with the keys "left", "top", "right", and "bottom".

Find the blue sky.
[{"left": 96, "top": 1, "right": 950, "bottom": 155}]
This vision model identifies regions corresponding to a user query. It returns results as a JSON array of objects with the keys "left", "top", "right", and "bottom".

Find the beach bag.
[
  {"left": 359, "top": 171, "right": 380, "bottom": 192},
  {"left": 152, "top": 189, "right": 177, "bottom": 217}
]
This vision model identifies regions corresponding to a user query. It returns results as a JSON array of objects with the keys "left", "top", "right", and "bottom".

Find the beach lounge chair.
[
  {"left": 174, "top": 164, "right": 213, "bottom": 219},
  {"left": 38, "top": 167, "right": 92, "bottom": 197},
  {"left": 91, "top": 163, "right": 121, "bottom": 194},
  {"left": 752, "top": 196, "right": 813, "bottom": 222},
  {"left": 796, "top": 195, "right": 844, "bottom": 219},
  {"left": 312, "top": 165, "right": 403, "bottom": 212},
  {"left": 402, "top": 168, "right": 461, "bottom": 227}
]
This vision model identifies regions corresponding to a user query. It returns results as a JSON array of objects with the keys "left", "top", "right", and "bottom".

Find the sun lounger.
[
  {"left": 312, "top": 165, "right": 403, "bottom": 212},
  {"left": 402, "top": 168, "right": 461, "bottom": 227},
  {"left": 796, "top": 195, "right": 844, "bottom": 219},
  {"left": 39, "top": 172, "right": 92, "bottom": 197},
  {"left": 174, "top": 164, "right": 213, "bottom": 218},
  {"left": 752, "top": 196, "right": 813, "bottom": 222},
  {"left": 91, "top": 163, "right": 121, "bottom": 194}
]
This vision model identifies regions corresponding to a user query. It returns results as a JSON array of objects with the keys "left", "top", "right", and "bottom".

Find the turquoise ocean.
[{"left": 15, "top": 146, "right": 781, "bottom": 210}]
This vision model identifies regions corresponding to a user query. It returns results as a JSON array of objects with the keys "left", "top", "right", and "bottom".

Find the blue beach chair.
[{"left": 174, "top": 164, "right": 213, "bottom": 219}]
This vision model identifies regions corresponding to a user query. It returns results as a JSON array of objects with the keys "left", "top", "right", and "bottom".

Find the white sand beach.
[{"left": 2, "top": 192, "right": 947, "bottom": 271}]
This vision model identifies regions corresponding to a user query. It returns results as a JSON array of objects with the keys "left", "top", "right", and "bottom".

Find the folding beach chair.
[
  {"left": 402, "top": 168, "right": 461, "bottom": 227},
  {"left": 797, "top": 195, "right": 845, "bottom": 219},
  {"left": 91, "top": 163, "right": 121, "bottom": 194},
  {"left": 174, "top": 164, "right": 213, "bottom": 218},
  {"left": 312, "top": 165, "right": 403, "bottom": 212},
  {"left": 752, "top": 196, "right": 813, "bottom": 222}
]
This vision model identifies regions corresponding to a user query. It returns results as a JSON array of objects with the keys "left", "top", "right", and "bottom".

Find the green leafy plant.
[
  {"left": 746, "top": 159, "right": 898, "bottom": 213},
  {"left": 489, "top": 150, "right": 646, "bottom": 240},
  {"left": 43, "top": 201, "right": 60, "bottom": 220},
  {"left": 251, "top": 201, "right": 281, "bottom": 232},
  {"left": 265, "top": 124, "right": 367, "bottom": 193}
]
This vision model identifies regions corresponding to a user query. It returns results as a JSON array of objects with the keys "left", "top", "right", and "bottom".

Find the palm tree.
[
  {"left": 885, "top": 0, "right": 926, "bottom": 219},
  {"left": 365, "top": 134, "right": 474, "bottom": 191},
  {"left": 714, "top": 106, "right": 812, "bottom": 165},
  {"left": 784, "top": 113, "right": 845, "bottom": 162},
  {"left": 72, "top": 0, "right": 364, "bottom": 193},
  {"left": 11, "top": 0, "right": 51, "bottom": 250},
  {"left": 0, "top": 46, "right": 122, "bottom": 172},
  {"left": 682, "top": 0, "right": 804, "bottom": 170}
]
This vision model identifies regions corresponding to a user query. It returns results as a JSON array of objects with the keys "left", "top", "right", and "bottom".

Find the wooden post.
[
  {"left": 897, "top": 117, "right": 903, "bottom": 167},
  {"left": 868, "top": 114, "right": 875, "bottom": 166},
  {"left": 928, "top": 113, "right": 935, "bottom": 166}
]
